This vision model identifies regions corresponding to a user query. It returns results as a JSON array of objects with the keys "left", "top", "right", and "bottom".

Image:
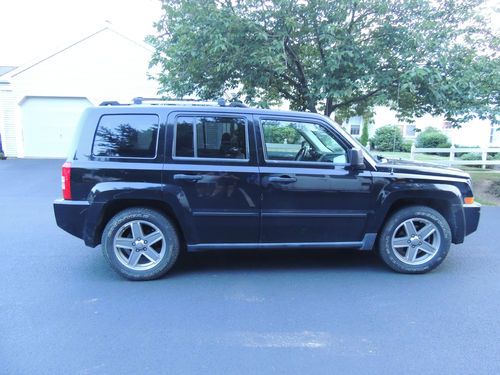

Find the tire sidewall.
[
  {"left": 102, "top": 208, "right": 180, "bottom": 280},
  {"left": 378, "top": 206, "right": 451, "bottom": 274}
]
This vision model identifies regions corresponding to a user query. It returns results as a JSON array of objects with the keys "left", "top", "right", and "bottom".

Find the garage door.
[{"left": 21, "top": 96, "right": 91, "bottom": 158}]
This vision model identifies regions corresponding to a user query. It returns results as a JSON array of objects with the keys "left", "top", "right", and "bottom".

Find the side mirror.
[{"left": 348, "top": 148, "right": 365, "bottom": 169}]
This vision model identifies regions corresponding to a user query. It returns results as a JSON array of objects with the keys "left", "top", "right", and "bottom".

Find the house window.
[
  {"left": 92, "top": 114, "right": 159, "bottom": 158},
  {"left": 174, "top": 116, "right": 248, "bottom": 160},
  {"left": 405, "top": 124, "right": 416, "bottom": 137},
  {"left": 348, "top": 116, "right": 362, "bottom": 136},
  {"left": 350, "top": 124, "right": 361, "bottom": 135}
]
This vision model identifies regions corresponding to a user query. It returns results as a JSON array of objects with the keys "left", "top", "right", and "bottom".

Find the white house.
[
  {"left": 0, "top": 26, "right": 159, "bottom": 158},
  {"left": 343, "top": 106, "right": 500, "bottom": 147}
]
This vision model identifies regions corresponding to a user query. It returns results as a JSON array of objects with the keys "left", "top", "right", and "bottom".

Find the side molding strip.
[{"left": 187, "top": 233, "right": 378, "bottom": 252}]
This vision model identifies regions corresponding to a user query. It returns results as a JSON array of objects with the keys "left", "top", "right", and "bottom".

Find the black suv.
[{"left": 54, "top": 100, "right": 480, "bottom": 280}]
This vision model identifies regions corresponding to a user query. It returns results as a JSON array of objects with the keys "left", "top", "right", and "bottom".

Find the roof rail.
[
  {"left": 132, "top": 97, "right": 219, "bottom": 106},
  {"left": 99, "top": 97, "right": 249, "bottom": 108},
  {"left": 99, "top": 100, "right": 124, "bottom": 106}
]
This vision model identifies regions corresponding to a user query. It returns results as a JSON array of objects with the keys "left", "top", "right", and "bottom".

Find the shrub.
[
  {"left": 401, "top": 141, "right": 413, "bottom": 153},
  {"left": 460, "top": 152, "right": 482, "bottom": 160},
  {"left": 460, "top": 152, "right": 493, "bottom": 161},
  {"left": 415, "top": 127, "right": 451, "bottom": 149},
  {"left": 491, "top": 181, "right": 500, "bottom": 197},
  {"left": 371, "top": 125, "right": 403, "bottom": 151},
  {"left": 263, "top": 126, "right": 301, "bottom": 144}
]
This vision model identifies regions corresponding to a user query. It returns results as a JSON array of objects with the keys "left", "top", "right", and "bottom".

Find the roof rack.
[{"left": 99, "top": 97, "right": 248, "bottom": 108}]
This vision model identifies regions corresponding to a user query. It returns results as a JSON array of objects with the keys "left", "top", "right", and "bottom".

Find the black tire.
[
  {"left": 377, "top": 206, "right": 451, "bottom": 274},
  {"left": 101, "top": 207, "right": 180, "bottom": 280}
]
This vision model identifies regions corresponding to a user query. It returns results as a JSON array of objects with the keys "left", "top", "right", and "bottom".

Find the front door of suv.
[
  {"left": 256, "top": 116, "right": 374, "bottom": 245},
  {"left": 164, "top": 112, "right": 260, "bottom": 247}
]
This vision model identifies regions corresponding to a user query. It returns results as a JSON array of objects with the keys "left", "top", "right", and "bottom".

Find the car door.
[
  {"left": 164, "top": 111, "right": 261, "bottom": 247},
  {"left": 256, "top": 115, "right": 374, "bottom": 245}
]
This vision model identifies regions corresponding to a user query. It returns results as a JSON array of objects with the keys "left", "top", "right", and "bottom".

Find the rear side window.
[
  {"left": 174, "top": 116, "right": 248, "bottom": 160},
  {"left": 92, "top": 114, "right": 159, "bottom": 158}
]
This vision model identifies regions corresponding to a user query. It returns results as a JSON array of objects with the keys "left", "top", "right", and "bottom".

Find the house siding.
[{"left": 0, "top": 83, "right": 18, "bottom": 157}]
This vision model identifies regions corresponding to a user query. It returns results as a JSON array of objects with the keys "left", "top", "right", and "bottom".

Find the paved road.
[{"left": 1, "top": 159, "right": 499, "bottom": 374}]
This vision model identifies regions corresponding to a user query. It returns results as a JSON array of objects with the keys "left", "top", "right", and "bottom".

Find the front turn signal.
[{"left": 464, "top": 197, "right": 474, "bottom": 204}]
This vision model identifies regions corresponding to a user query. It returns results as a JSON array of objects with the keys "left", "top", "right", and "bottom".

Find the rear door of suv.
[{"left": 164, "top": 110, "right": 260, "bottom": 248}]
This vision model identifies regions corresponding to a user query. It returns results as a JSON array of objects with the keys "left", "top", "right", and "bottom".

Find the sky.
[
  {"left": 0, "top": 0, "right": 498, "bottom": 68},
  {"left": 0, "top": 0, "right": 163, "bottom": 66}
]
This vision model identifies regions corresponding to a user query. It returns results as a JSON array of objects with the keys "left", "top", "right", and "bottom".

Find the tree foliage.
[
  {"left": 360, "top": 121, "right": 369, "bottom": 146},
  {"left": 148, "top": 0, "right": 499, "bottom": 124}
]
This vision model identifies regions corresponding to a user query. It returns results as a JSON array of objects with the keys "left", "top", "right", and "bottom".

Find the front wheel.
[
  {"left": 101, "top": 208, "right": 180, "bottom": 280},
  {"left": 378, "top": 206, "right": 451, "bottom": 274}
]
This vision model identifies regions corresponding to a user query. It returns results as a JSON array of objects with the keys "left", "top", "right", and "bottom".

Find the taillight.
[{"left": 62, "top": 162, "right": 72, "bottom": 200}]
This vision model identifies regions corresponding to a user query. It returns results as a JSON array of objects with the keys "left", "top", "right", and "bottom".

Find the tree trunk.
[{"left": 324, "top": 98, "right": 333, "bottom": 117}]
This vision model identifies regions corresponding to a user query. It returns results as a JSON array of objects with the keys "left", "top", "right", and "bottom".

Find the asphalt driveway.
[{"left": 1, "top": 159, "right": 499, "bottom": 374}]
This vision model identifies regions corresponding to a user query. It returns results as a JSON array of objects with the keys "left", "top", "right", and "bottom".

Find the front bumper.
[{"left": 464, "top": 202, "right": 481, "bottom": 236}]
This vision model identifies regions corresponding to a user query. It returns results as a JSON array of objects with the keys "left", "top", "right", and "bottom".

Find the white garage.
[
  {"left": 20, "top": 96, "right": 91, "bottom": 158},
  {"left": 0, "top": 26, "right": 159, "bottom": 158}
]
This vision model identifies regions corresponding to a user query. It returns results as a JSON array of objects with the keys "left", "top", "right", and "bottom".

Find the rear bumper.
[
  {"left": 53, "top": 199, "right": 89, "bottom": 241},
  {"left": 464, "top": 202, "right": 481, "bottom": 236}
]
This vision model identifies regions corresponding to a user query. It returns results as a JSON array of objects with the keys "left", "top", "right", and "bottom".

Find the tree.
[
  {"left": 148, "top": 0, "right": 499, "bottom": 124},
  {"left": 360, "top": 122, "right": 369, "bottom": 146}
]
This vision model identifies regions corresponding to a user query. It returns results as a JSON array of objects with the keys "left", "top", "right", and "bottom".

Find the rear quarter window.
[{"left": 92, "top": 114, "right": 159, "bottom": 158}]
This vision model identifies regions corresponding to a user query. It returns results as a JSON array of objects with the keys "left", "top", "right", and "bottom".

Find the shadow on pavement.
[{"left": 171, "top": 248, "right": 386, "bottom": 276}]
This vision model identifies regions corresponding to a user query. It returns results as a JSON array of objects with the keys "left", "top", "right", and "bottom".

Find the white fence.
[{"left": 410, "top": 145, "right": 500, "bottom": 169}]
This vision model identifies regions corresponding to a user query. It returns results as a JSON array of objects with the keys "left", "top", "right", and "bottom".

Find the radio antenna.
[{"left": 390, "top": 81, "right": 401, "bottom": 174}]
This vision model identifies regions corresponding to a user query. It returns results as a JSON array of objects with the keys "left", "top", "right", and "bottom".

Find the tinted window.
[
  {"left": 174, "top": 116, "right": 247, "bottom": 160},
  {"left": 261, "top": 120, "right": 346, "bottom": 163},
  {"left": 175, "top": 117, "right": 195, "bottom": 157},
  {"left": 93, "top": 114, "right": 159, "bottom": 158}
]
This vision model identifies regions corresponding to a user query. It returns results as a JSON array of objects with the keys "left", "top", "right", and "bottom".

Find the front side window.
[
  {"left": 261, "top": 119, "right": 347, "bottom": 164},
  {"left": 174, "top": 116, "right": 247, "bottom": 160},
  {"left": 92, "top": 114, "right": 159, "bottom": 158}
]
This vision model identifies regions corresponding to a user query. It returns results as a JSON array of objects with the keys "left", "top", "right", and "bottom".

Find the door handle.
[
  {"left": 268, "top": 176, "right": 297, "bottom": 184},
  {"left": 173, "top": 174, "right": 203, "bottom": 182}
]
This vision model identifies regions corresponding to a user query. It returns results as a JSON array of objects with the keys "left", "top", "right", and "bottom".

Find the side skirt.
[{"left": 187, "top": 233, "right": 377, "bottom": 252}]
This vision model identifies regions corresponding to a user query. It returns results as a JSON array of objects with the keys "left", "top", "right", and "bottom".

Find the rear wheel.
[
  {"left": 378, "top": 206, "right": 451, "bottom": 274},
  {"left": 102, "top": 208, "right": 180, "bottom": 280}
]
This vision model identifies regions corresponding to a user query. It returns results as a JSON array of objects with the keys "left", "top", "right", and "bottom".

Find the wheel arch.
[
  {"left": 371, "top": 182, "right": 466, "bottom": 246},
  {"left": 88, "top": 199, "right": 187, "bottom": 248}
]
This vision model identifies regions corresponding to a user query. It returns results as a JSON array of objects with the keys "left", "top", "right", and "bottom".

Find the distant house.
[
  {"left": 0, "top": 26, "right": 159, "bottom": 158},
  {"left": 342, "top": 106, "right": 500, "bottom": 147}
]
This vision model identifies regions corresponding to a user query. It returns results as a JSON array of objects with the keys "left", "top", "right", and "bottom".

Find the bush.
[
  {"left": 491, "top": 181, "right": 500, "bottom": 198},
  {"left": 263, "top": 126, "right": 301, "bottom": 144},
  {"left": 371, "top": 125, "right": 403, "bottom": 151},
  {"left": 415, "top": 127, "right": 451, "bottom": 149},
  {"left": 460, "top": 152, "right": 493, "bottom": 161},
  {"left": 401, "top": 141, "right": 413, "bottom": 153},
  {"left": 460, "top": 152, "right": 482, "bottom": 160}
]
